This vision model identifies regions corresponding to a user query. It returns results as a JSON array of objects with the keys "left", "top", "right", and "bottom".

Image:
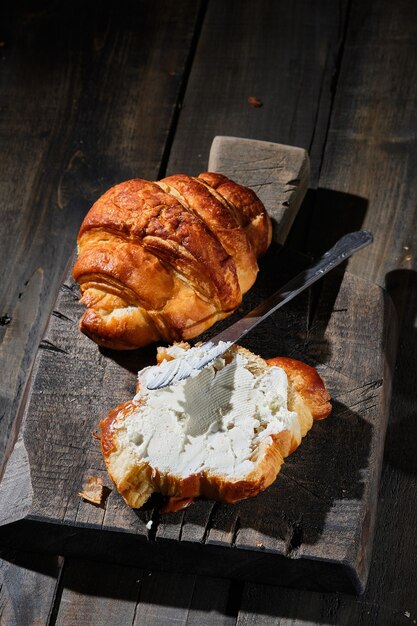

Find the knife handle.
[
  {"left": 213, "top": 230, "right": 373, "bottom": 343},
  {"left": 268, "top": 229, "right": 373, "bottom": 304}
]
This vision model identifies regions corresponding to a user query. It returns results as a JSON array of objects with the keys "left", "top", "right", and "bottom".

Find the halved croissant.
[
  {"left": 100, "top": 345, "right": 331, "bottom": 509},
  {"left": 72, "top": 173, "right": 272, "bottom": 349}
]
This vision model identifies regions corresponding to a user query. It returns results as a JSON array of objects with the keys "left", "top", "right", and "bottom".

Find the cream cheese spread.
[
  {"left": 117, "top": 346, "right": 298, "bottom": 479},
  {"left": 143, "top": 341, "right": 233, "bottom": 389}
]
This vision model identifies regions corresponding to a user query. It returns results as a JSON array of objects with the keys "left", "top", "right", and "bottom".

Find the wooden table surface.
[{"left": 1, "top": 1, "right": 416, "bottom": 624}]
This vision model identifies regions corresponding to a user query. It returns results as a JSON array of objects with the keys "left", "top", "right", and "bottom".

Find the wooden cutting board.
[{"left": 0, "top": 138, "right": 396, "bottom": 594}]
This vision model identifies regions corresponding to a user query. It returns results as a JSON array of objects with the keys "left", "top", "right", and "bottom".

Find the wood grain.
[
  {"left": 184, "top": 577, "right": 239, "bottom": 626},
  {"left": 55, "top": 559, "right": 142, "bottom": 626},
  {"left": 54, "top": 564, "right": 237, "bottom": 626},
  {"left": 133, "top": 571, "right": 196, "bottom": 626},
  {"left": 312, "top": 2, "right": 417, "bottom": 287},
  {"left": 0, "top": 0, "right": 203, "bottom": 469},
  {"left": 0, "top": 550, "right": 62, "bottom": 626},
  {"left": 132, "top": 573, "right": 238, "bottom": 626},
  {"left": 209, "top": 137, "right": 310, "bottom": 245},
  {"left": 166, "top": 0, "right": 349, "bottom": 186}
]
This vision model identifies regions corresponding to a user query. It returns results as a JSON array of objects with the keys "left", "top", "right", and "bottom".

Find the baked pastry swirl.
[{"left": 72, "top": 173, "right": 272, "bottom": 349}]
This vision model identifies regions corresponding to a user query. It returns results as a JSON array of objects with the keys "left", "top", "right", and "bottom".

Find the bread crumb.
[
  {"left": 248, "top": 96, "right": 263, "bottom": 108},
  {"left": 79, "top": 475, "right": 109, "bottom": 506}
]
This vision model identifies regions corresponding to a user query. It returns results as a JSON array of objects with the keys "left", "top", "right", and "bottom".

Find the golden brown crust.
[
  {"left": 73, "top": 174, "right": 271, "bottom": 350},
  {"left": 159, "top": 175, "right": 259, "bottom": 293},
  {"left": 100, "top": 351, "right": 331, "bottom": 508},
  {"left": 197, "top": 172, "right": 272, "bottom": 257},
  {"left": 267, "top": 357, "right": 332, "bottom": 420}
]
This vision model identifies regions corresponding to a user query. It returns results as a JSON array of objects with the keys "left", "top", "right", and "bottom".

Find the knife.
[{"left": 145, "top": 230, "right": 373, "bottom": 390}]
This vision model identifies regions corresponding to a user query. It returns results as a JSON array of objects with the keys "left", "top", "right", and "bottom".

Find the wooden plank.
[
  {"left": 238, "top": 580, "right": 412, "bottom": 626},
  {"left": 304, "top": 0, "right": 417, "bottom": 285},
  {"left": 209, "top": 137, "right": 310, "bottom": 245},
  {"left": 185, "top": 577, "right": 239, "bottom": 626},
  {"left": 55, "top": 563, "right": 238, "bottom": 626},
  {"left": 133, "top": 571, "right": 196, "bottom": 626},
  {"left": 167, "top": 0, "right": 349, "bottom": 186},
  {"left": 55, "top": 558, "right": 141, "bottom": 626},
  {"left": 56, "top": 565, "right": 238, "bottom": 626},
  {"left": 237, "top": 585, "right": 331, "bottom": 625},
  {"left": 0, "top": 550, "right": 62, "bottom": 626},
  {"left": 134, "top": 575, "right": 239, "bottom": 626},
  {"left": 0, "top": 253, "right": 396, "bottom": 592},
  {"left": 0, "top": 0, "right": 202, "bottom": 467},
  {"left": 325, "top": 0, "right": 417, "bottom": 619}
]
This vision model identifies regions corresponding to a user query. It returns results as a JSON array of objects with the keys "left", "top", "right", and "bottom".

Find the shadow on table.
[
  {"left": 383, "top": 268, "right": 417, "bottom": 475},
  {"left": 287, "top": 186, "right": 369, "bottom": 257}
]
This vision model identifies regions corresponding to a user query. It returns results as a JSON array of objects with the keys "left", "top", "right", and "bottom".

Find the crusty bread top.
[
  {"left": 100, "top": 345, "right": 331, "bottom": 509},
  {"left": 72, "top": 174, "right": 272, "bottom": 350}
]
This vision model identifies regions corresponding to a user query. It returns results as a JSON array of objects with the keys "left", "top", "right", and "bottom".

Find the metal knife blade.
[{"left": 146, "top": 230, "right": 373, "bottom": 390}]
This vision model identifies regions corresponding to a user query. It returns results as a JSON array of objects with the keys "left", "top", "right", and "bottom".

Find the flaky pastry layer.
[{"left": 73, "top": 173, "right": 272, "bottom": 349}]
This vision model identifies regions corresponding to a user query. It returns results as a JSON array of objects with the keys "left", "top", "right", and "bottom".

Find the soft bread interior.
[{"left": 100, "top": 345, "right": 331, "bottom": 508}]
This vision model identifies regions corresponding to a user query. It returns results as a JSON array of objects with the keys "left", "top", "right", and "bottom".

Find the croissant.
[
  {"left": 72, "top": 173, "right": 272, "bottom": 349},
  {"left": 100, "top": 344, "right": 332, "bottom": 508}
]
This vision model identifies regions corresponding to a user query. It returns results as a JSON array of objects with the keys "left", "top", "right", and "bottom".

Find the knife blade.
[{"left": 145, "top": 230, "right": 373, "bottom": 390}]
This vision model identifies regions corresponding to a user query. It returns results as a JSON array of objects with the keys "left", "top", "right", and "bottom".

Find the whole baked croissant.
[{"left": 72, "top": 173, "right": 272, "bottom": 349}]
